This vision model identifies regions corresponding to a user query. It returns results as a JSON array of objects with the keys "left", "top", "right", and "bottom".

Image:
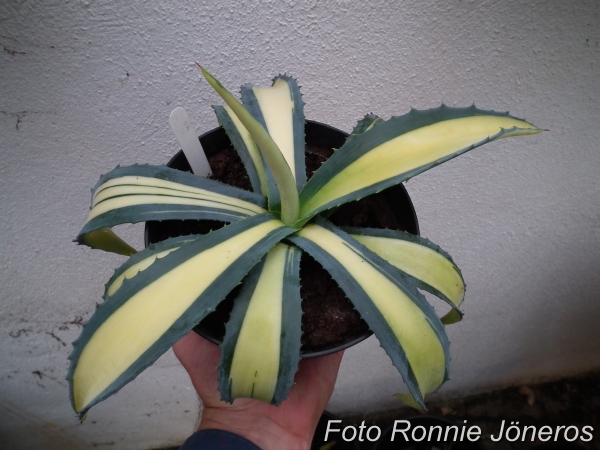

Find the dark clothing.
[{"left": 179, "top": 429, "right": 261, "bottom": 449}]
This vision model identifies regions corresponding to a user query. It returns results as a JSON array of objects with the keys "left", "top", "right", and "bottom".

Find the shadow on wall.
[{"left": 0, "top": 398, "right": 86, "bottom": 450}]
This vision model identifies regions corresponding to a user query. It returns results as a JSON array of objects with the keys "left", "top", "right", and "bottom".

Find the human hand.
[{"left": 173, "top": 331, "right": 344, "bottom": 450}]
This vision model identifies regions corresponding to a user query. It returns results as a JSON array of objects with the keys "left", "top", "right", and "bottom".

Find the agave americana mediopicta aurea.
[{"left": 68, "top": 66, "right": 543, "bottom": 419}]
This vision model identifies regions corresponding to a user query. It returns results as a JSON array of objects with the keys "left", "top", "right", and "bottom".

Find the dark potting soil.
[{"left": 147, "top": 143, "right": 405, "bottom": 352}]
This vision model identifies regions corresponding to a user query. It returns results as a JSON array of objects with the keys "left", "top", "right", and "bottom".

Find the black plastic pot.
[
  {"left": 373, "top": 416, "right": 485, "bottom": 450},
  {"left": 145, "top": 120, "right": 419, "bottom": 358}
]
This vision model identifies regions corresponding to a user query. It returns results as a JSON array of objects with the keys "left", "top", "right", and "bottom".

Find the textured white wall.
[{"left": 1, "top": 0, "right": 599, "bottom": 448}]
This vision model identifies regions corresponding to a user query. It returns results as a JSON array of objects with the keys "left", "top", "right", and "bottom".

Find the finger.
[
  {"left": 173, "top": 332, "right": 222, "bottom": 399},
  {"left": 291, "top": 351, "right": 345, "bottom": 407},
  {"left": 298, "top": 350, "right": 344, "bottom": 384}
]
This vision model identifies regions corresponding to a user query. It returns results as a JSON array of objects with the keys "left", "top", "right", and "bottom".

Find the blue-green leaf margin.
[
  {"left": 240, "top": 84, "right": 281, "bottom": 213},
  {"left": 351, "top": 114, "right": 383, "bottom": 135},
  {"left": 298, "top": 105, "right": 540, "bottom": 223},
  {"left": 218, "top": 244, "right": 302, "bottom": 405},
  {"left": 288, "top": 217, "right": 450, "bottom": 408},
  {"left": 240, "top": 75, "right": 306, "bottom": 213},
  {"left": 341, "top": 227, "right": 465, "bottom": 323},
  {"left": 212, "top": 105, "right": 264, "bottom": 194},
  {"left": 68, "top": 213, "right": 295, "bottom": 419},
  {"left": 77, "top": 164, "right": 267, "bottom": 243},
  {"left": 102, "top": 234, "right": 200, "bottom": 299}
]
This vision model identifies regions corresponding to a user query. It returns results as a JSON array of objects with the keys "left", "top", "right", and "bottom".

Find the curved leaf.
[
  {"left": 288, "top": 218, "right": 449, "bottom": 409},
  {"left": 76, "top": 164, "right": 267, "bottom": 252},
  {"left": 77, "top": 228, "right": 138, "bottom": 256},
  {"left": 219, "top": 243, "right": 302, "bottom": 405},
  {"left": 241, "top": 75, "right": 306, "bottom": 189},
  {"left": 201, "top": 67, "right": 299, "bottom": 226},
  {"left": 213, "top": 105, "right": 267, "bottom": 195},
  {"left": 343, "top": 227, "right": 465, "bottom": 325},
  {"left": 298, "top": 106, "right": 543, "bottom": 225},
  {"left": 68, "top": 213, "right": 295, "bottom": 418},
  {"left": 103, "top": 234, "right": 200, "bottom": 298}
]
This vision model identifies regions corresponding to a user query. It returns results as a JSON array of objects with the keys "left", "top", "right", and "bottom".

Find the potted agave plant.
[{"left": 68, "top": 66, "right": 542, "bottom": 419}]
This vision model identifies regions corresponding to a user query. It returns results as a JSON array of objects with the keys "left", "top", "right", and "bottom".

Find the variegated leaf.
[
  {"left": 298, "top": 106, "right": 543, "bottom": 225},
  {"left": 241, "top": 75, "right": 306, "bottom": 190},
  {"left": 76, "top": 164, "right": 267, "bottom": 253},
  {"left": 343, "top": 227, "right": 465, "bottom": 325},
  {"left": 103, "top": 234, "right": 199, "bottom": 298},
  {"left": 68, "top": 213, "right": 295, "bottom": 418},
  {"left": 219, "top": 243, "right": 302, "bottom": 405},
  {"left": 213, "top": 105, "right": 268, "bottom": 196},
  {"left": 201, "top": 67, "right": 299, "bottom": 226},
  {"left": 288, "top": 218, "right": 450, "bottom": 409}
]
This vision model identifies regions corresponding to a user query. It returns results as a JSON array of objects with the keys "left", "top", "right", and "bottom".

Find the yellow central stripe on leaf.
[
  {"left": 94, "top": 176, "right": 219, "bottom": 202},
  {"left": 88, "top": 194, "right": 265, "bottom": 221},
  {"left": 92, "top": 182, "right": 265, "bottom": 216},
  {"left": 224, "top": 105, "right": 268, "bottom": 195},
  {"left": 300, "top": 116, "right": 537, "bottom": 217},
  {"left": 93, "top": 177, "right": 265, "bottom": 214},
  {"left": 298, "top": 224, "right": 445, "bottom": 395},
  {"left": 105, "top": 248, "right": 180, "bottom": 297},
  {"left": 230, "top": 243, "right": 288, "bottom": 401},
  {"left": 202, "top": 67, "right": 299, "bottom": 226},
  {"left": 72, "top": 220, "right": 283, "bottom": 412},
  {"left": 93, "top": 183, "right": 253, "bottom": 208},
  {"left": 252, "top": 79, "right": 296, "bottom": 179},
  {"left": 93, "top": 175, "right": 260, "bottom": 206},
  {"left": 351, "top": 235, "right": 464, "bottom": 308}
]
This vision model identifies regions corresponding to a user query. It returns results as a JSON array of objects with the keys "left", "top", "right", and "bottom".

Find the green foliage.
[{"left": 69, "top": 68, "right": 543, "bottom": 418}]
